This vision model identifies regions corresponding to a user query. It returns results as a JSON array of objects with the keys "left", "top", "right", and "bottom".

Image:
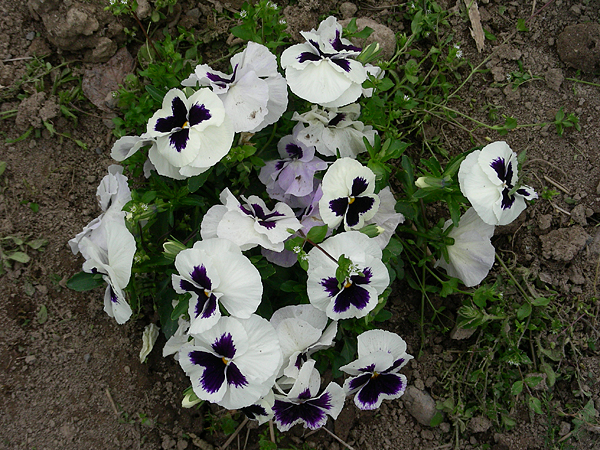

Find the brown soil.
[{"left": 1, "top": 1, "right": 599, "bottom": 450}]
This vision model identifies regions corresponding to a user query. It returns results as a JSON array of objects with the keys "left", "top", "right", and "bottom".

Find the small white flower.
[
  {"left": 240, "top": 10, "right": 248, "bottom": 18},
  {"left": 456, "top": 50, "right": 463, "bottom": 59},
  {"left": 435, "top": 208, "right": 495, "bottom": 287},
  {"left": 293, "top": 246, "right": 302, "bottom": 254},
  {"left": 403, "top": 94, "right": 410, "bottom": 101},
  {"left": 458, "top": 141, "right": 537, "bottom": 226}
]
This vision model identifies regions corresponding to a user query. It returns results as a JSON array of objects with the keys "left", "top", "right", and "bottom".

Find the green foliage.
[
  {"left": 231, "top": 1, "right": 290, "bottom": 50},
  {"left": 0, "top": 235, "right": 48, "bottom": 276}
]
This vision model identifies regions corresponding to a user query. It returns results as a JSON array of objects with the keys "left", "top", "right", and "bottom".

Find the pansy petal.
[
  {"left": 353, "top": 372, "right": 407, "bottom": 410},
  {"left": 477, "top": 141, "right": 518, "bottom": 186},
  {"left": 285, "top": 63, "right": 353, "bottom": 105},
  {"left": 221, "top": 72, "right": 269, "bottom": 132},
  {"left": 459, "top": 151, "right": 502, "bottom": 225},
  {"left": 357, "top": 329, "right": 408, "bottom": 361}
]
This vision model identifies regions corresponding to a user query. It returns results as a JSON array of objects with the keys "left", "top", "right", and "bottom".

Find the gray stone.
[
  {"left": 339, "top": 2, "right": 358, "bottom": 19},
  {"left": 401, "top": 386, "right": 438, "bottom": 426},
  {"left": 557, "top": 23, "right": 600, "bottom": 73},
  {"left": 545, "top": 68, "right": 564, "bottom": 91},
  {"left": 540, "top": 226, "right": 590, "bottom": 261},
  {"left": 469, "top": 416, "right": 492, "bottom": 433},
  {"left": 570, "top": 204, "right": 587, "bottom": 226},
  {"left": 340, "top": 17, "right": 396, "bottom": 60}
]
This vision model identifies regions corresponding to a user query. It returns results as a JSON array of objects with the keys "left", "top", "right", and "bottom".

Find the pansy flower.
[
  {"left": 179, "top": 315, "right": 282, "bottom": 410},
  {"left": 307, "top": 231, "right": 389, "bottom": 320},
  {"left": 272, "top": 360, "right": 344, "bottom": 431},
  {"left": 144, "top": 88, "right": 234, "bottom": 179},
  {"left": 241, "top": 390, "right": 275, "bottom": 425},
  {"left": 293, "top": 103, "right": 377, "bottom": 158},
  {"left": 281, "top": 16, "right": 368, "bottom": 107},
  {"left": 434, "top": 207, "right": 495, "bottom": 287},
  {"left": 364, "top": 187, "right": 405, "bottom": 250},
  {"left": 79, "top": 212, "right": 136, "bottom": 324},
  {"left": 201, "top": 188, "right": 302, "bottom": 252},
  {"left": 172, "top": 238, "right": 263, "bottom": 334},
  {"left": 458, "top": 141, "right": 537, "bottom": 225},
  {"left": 340, "top": 329, "right": 412, "bottom": 410},
  {"left": 270, "top": 304, "right": 337, "bottom": 379},
  {"left": 183, "top": 41, "right": 288, "bottom": 133},
  {"left": 319, "top": 158, "right": 380, "bottom": 230},
  {"left": 259, "top": 124, "right": 328, "bottom": 199}
]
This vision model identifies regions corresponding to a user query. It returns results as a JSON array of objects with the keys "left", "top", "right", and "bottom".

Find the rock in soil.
[
  {"left": 539, "top": 226, "right": 591, "bottom": 261},
  {"left": 401, "top": 386, "right": 438, "bottom": 426},
  {"left": 557, "top": 23, "right": 600, "bottom": 73}
]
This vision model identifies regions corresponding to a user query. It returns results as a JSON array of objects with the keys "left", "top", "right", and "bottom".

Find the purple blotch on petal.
[
  {"left": 109, "top": 286, "right": 119, "bottom": 304},
  {"left": 348, "top": 373, "right": 371, "bottom": 391},
  {"left": 320, "top": 277, "right": 340, "bottom": 298},
  {"left": 351, "top": 177, "right": 369, "bottom": 197},
  {"left": 242, "top": 404, "right": 268, "bottom": 420},
  {"left": 298, "top": 52, "right": 321, "bottom": 63},
  {"left": 516, "top": 188, "right": 530, "bottom": 197},
  {"left": 345, "top": 196, "right": 375, "bottom": 228},
  {"left": 330, "top": 30, "right": 362, "bottom": 53},
  {"left": 155, "top": 96, "right": 188, "bottom": 132},
  {"left": 355, "top": 373, "right": 405, "bottom": 410},
  {"left": 189, "top": 350, "right": 226, "bottom": 394},
  {"left": 226, "top": 361, "right": 248, "bottom": 388},
  {"left": 329, "top": 197, "right": 349, "bottom": 217},
  {"left": 500, "top": 188, "right": 516, "bottom": 210},
  {"left": 200, "top": 293, "right": 218, "bottom": 319},
  {"left": 212, "top": 332, "right": 237, "bottom": 359},
  {"left": 285, "top": 143, "right": 303, "bottom": 159},
  {"left": 188, "top": 103, "right": 211, "bottom": 126},
  {"left": 295, "top": 352, "right": 308, "bottom": 369},
  {"left": 298, "top": 388, "right": 312, "bottom": 400},
  {"left": 331, "top": 58, "right": 351, "bottom": 72},
  {"left": 332, "top": 283, "right": 371, "bottom": 313},
  {"left": 169, "top": 128, "right": 190, "bottom": 153},
  {"left": 190, "top": 265, "right": 212, "bottom": 290},
  {"left": 328, "top": 113, "right": 345, "bottom": 127}
]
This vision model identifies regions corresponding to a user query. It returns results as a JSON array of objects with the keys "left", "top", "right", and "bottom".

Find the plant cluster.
[{"left": 65, "top": 0, "right": 596, "bottom": 446}]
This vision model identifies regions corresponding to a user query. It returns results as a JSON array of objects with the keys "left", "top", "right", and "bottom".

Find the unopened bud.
[
  {"left": 163, "top": 240, "right": 187, "bottom": 259},
  {"left": 359, "top": 223, "right": 383, "bottom": 238}
]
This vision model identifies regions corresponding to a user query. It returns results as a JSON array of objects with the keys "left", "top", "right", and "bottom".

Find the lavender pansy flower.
[
  {"left": 319, "top": 158, "right": 380, "bottom": 230},
  {"left": 434, "top": 207, "right": 495, "bottom": 287},
  {"left": 458, "top": 141, "right": 537, "bottom": 226},
  {"left": 293, "top": 103, "right": 377, "bottom": 158},
  {"left": 143, "top": 88, "right": 233, "bottom": 179},
  {"left": 307, "top": 231, "right": 389, "bottom": 320},
  {"left": 259, "top": 124, "right": 328, "bottom": 198},
  {"left": 172, "top": 238, "right": 263, "bottom": 334},
  {"left": 183, "top": 41, "right": 288, "bottom": 133},
  {"left": 340, "top": 329, "right": 412, "bottom": 410},
  {"left": 272, "top": 360, "right": 344, "bottom": 431},
  {"left": 179, "top": 315, "right": 282, "bottom": 410},
  {"left": 270, "top": 304, "right": 337, "bottom": 379},
  {"left": 201, "top": 188, "right": 302, "bottom": 252},
  {"left": 280, "top": 16, "right": 368, "bottom": 107}
]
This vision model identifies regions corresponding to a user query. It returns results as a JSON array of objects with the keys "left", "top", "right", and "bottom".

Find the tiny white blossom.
[
  {"left": 293, "top": 246, "right": 302, "bottom": 254},
  {"left": 456, "top": 50, "right": 463, "bottom": 59},
  {"left": 240, "top": 10, "right": 247, "bottom": 18}
]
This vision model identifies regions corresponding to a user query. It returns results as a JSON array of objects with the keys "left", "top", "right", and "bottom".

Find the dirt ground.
[{"left": 1, "top": 0, "right": 599, "bottom": 449}]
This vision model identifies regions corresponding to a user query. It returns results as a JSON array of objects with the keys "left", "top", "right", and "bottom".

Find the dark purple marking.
[
  {"left": 109, "top": 286, "right": 119, "bottom": 304},
  {"left": 225, "top": 361, "right": 248, "bottom": 388},
  {"left": 285, "top": 143, "right": 303, "bottom": 159},
  {"left": 155, "top": 96, "right": 187, "bottom": 133},
  {"left": 331, "top": 58, "right": 351, "bottom": 72},
  {"left": 516, "top": 188, "right": 530, "bottom": 197},
  {"left": 188, "top": 103, "right": 211, "bottom": 126},
  {"left": 200, "top": 293, "right": 218, "bottom": 319},
  {"left": 273, "top": 391, "right": 332, "bottom": 429},
  {"left": 332, "top": 283, "right": 370, "bottom": 313},
  {"left": 169, "top": 128, "right": 190, "bottom": 152},
  {"left": 298, "top": 388, "right": 312, "bottom": 400},
  {"left": 355, "top": 373, "right": 405, "bottom": 409},
  {"left": 242, "top": 404, "right": 268, "bottom": 420},
  {"left": 500, "top": 189, "right": 516, "bottom": 210},
  {"left": 386, "top": 357, "right": 406, "bottom": 373},
  {"left": 298, "top": 51, "right": 322, "bottom": 63},
  {"left": 189, "top": 350, "right": 226, "bottom": 394},
  {"left": 328, "top": 113, "right": 345, "bottom": 127},
  {"left": 329, "top": 197, "right": 349, "bottom": 217},
  {"left": 348, "top": 372, "right": 371, "bottom": 391},
  {"left": 321, "top": 276, "right": 340, "bottom": 298},
  {"left": 330, "top": 30, "right": 362, "bottom": 53},
  {"left": 350, "top": 177, "right": 369, "bottom": 197},
  {"left": 191, "top": 265, "right": 212, "bottom": 290},
  {"left": 295, "top": 352, "right": 308, "bottom": 369},
  {"left": 345, "top": 196, "right": 375, "bottom": 228},
  {"left": 212, "top": 332, "right": 237, "bottom": 360}
]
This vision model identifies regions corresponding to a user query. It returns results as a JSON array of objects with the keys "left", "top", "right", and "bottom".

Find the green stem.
[{"left": 495, "top": 252, "right": 530, "bottom": 302}]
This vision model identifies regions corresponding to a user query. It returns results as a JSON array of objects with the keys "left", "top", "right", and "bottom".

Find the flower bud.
[
  {"left": 162, "top": 240, "right": 187, "bottom": 260},
  {"left": 358, "top": 223, "right": 383, "bottom": 238}
]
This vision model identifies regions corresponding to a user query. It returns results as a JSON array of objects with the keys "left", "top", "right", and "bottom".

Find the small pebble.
[
  {"left": 26, "top": 31, "right": 36, "bottom": 40},
  {"left": 84, "top": 353, "right": 91, "bottom": 363}
]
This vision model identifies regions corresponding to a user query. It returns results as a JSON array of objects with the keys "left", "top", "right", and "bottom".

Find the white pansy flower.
[
  {"left": 435, "top": 207, "right": 496, "bottom": 287},
  {"left": 458, "top": 141, "right": 537, "bottom": 226}
]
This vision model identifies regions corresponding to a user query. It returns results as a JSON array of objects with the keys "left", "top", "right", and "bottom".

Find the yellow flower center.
[
  {"left": 344, "top": 280, "right": 352, "bottom": 289},
  {"left": 348, "top": 196, "right": 355, "bottom": 204},
  {"left": 222, "top": 357, "right": 229, "bottom": 365},
  {"left": 182, "top": 121, "right": 190, "bottom": 129}
]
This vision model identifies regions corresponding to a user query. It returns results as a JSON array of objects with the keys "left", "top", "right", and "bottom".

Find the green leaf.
[
  {"left": 0, "top": 161, "right": 6, "bottom": 177},
  {"left": 170, "top": 295, "right": 190, "bottom": 321},
  {"left": 37, "top": 304, "right": 48, "bottom": 324},
  {"left": 66, "top": 271, "right": 105, "bottom": 291},
  {"left": 430, "top": 411, "right": 444, "bottom": 427},
  {"left": 483, "top": 28, "right": 497, "bottom": 41},
  {"left": 440, "top": 278, "right": 458, "bottom": 298},
  {"left": 187, "top": 168, "right": 212, "bottom": 193},
  {"left": 528, "top": 396, "right": 543, "bottom": 414},
  {"left": 516, "top": 302, "right": 532, "bottom": 320},
  {"left": 230, "top": 24, "right": 257, "bottom": 42},
  {"left": 8, "top": 252, "right": 30, "bottom": 263},
  {"left": 524, "top": 376, "right": 543, "bottom": 388},
  {"left": 376, "top": 77, "right": 395, "bottom": 92},
  {"left": 511, "top": 380, "right": 523, "bottom": 395},
  {"left": 145, "top": 85, "right": 166, "bottom": 103},
  {"left": 540, "top": 362, "right": 556, "bottom": 387},
  {"left": 335, "top": 254, "right": 353, "bottom": 289},
  {"left": 531, "top": 296, "right": 550, "bottom": 307},
  {"left": 306, "top": 225, "right": 328, "bottom": 244},
  {"left": 516, "top": 18, "right": 529, "bottom": 32},
  {"left": 26, "top": 238, "right": 48, "bottom": 250}
]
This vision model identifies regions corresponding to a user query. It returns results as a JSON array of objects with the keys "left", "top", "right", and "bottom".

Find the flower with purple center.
[
  {"left": 258, "top": 124, "right": 328, "bottom": 199},
  {"left": 319, "top": 158, "right": 380, "bottom": 230},
  {"left": 272, "top": 360, "right": 344, "bottom": 431},
  {"left": 179, "top": 315, "right": 282, "bottom": 410},
  {"left": 280, "top": 16, "right": 368, "bottom": 107},
  {"left": 201, "top": 188, "right": 302, "bottom": 252},
  {"left": 172, "top": 238, "right": 263, "bottom": 334},
  {"left": 434, "top": 207, "right": 495, "bottom": 287},
  {"left": 182, "top": 42, "right": 288, "bottom": 133},
  {"left": 270, "top": 304, "right": 337, "bottom": 379},
  {"left": 340, "top": 329, "right": 413, "bottom": 410},
  {"left": 458, "top": 141, "right": 537, "bottom": 225},
  {"left": 306, "top": 231, "right": 389, "bottom": 320},
  {"left": 142, "top": 88, "right": 233, "bottom": 179},
  {"left": 292, "top": 103, "right": 377, "bottom": 158}
]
